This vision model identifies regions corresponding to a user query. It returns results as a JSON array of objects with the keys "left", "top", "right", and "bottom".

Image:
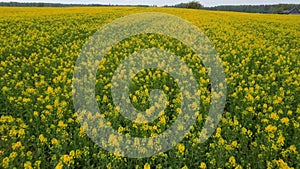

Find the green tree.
[
  {"left": 174, "top": 1, "right": 203, "bottom": 9},
  {"left": 187, "top": 1, "right": 203, "bottom": 9}
]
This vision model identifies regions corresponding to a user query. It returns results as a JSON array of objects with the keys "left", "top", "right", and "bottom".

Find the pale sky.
[{"left": 1, "top": 0, "right": 299, "bottom": 7}]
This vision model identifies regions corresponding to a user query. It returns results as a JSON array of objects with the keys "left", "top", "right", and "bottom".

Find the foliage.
[
  {"left": 206, "top": 4, "right": 300, "bottom": 14},
  {"left": 174, "top": 1, "right": 204, "bottom": 9}
]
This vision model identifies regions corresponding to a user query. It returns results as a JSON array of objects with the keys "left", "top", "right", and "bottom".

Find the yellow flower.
[
  {"left": 46, "top": 105, "right": 53, "bottom": 110},
  {"left": 263, "top": 104, "right": 268, "bottom": 109},
  {"left": 51, "top": 138, "right": 58, "bottom": 145},
  {"left": 69, "top": 150, "right": 75, "bottom": 158},
  {"left": 267, "top": 161, "right": 273, "bottom": 169},
  {"left": 12, "top": 141, "right": 22, "bottom": 150},
  {"left": 24, "top": 161, "right": 33, "bottom": 169},
  {"left": 182, "top": 165, "right": 188, "bottom": 169},
  {"left": 272, "top": 143, "right": 278, "bottom": 151},
  {"left": 147, "top": 139, "right": 154, "bottom": 147},
  {"left": 47, "top": 86, "right": 54, "bottom": 94},
  {"left": 277, "top": 135, "right": 285, "bottom": 146},
  {"left": 273, "top": 159, "right": 293, "bottom": 169},
  {"left": 247, "top": 130, "right": 253, "bottom": 137},
  {"left": 233, "top": 116, "right": 239, "bottom": 126},
  {"left": 102, "top": 95, "right": 108, "bottom": 102},
  {"left": 218, "top": 138, "right": 225, "bottom": 145},
  {"left": 18, "top": 129, "right": 25, "bottom": 137},
  {"left": 177, "top": 144, "right": 185, "bottom": 153},
  {"left": 108, "top": 134, "right": 119, "bottom": 146},
  {"left": 58, "top": 121, "right": 67, "bottom": 127},
  {"left": 34, "top": 161, "right": 41, "bottom": 168},
  {"left": 225, "top": 145, "right": 232, "bottom": 151},
  {"left": 132, "top": 95, "right": 138, "bottom": 103},
  {"left": 15, "top": 81, "right": 24, "bottom": 87},
  {"left": 2, "top": 86, "right": 9, "bottom": 92},
  {"left": 23, "top": 98, "right": 31, "bottom": 103},
  {"left": 177, "top": 124, "right": 184, "bottom": 131},
  {"left": 199, "top": 162, "right": 207, "bottom": 169},
  {"left": 176, "top": 108, "right": 182, "bottom": 114},
  {"left": 281, "top": 117, "right": 289, "bottom": 126},
  {"left": 76, "top": 150, "right": 82, "bottom": 158},
  {"left": 55, "top": 162, "right": 63, "bottom": 169},
  {"left": 159, "top": 116, "right": 166, "bottom": 124},
  {"left": 234, "top": 165, "right": 243, "bottom": 169},
  {"left": 9, "top": 152, "right": 18, "bottom": 159},
  {"left": 62, "top": 154, "right": 71, "bottom": 163},
  {"left": 118, "top": 126, "right": 124, "bottom": 133},
  {"left": 265, "top": 125, "right": 277, "bottom": 132},
  {"left": 231, "top": 141, "right": 238, "bottom": 148},
  {"left": 270, "top": 113, "right": 279, "bottom": 121},
  {"left": 0, "top": 61, "right": 6, "bottom": 67},
  {"left": 39, "top": 134, "right": 47, "bottom": 143},
  {"left": 2, "top": 157, "right": 10, "bottom": 168},
  {"left": 241, "top": 127, "right": 247, "bottom": 134},
  {"left": 289, "top": 145, "right": 296, "bottom": 153},
  {"left": 33, "top": 111, "right": 39, "bottom": 117},
  {"left": 268, "top": 106, "right": 273, "bottom": 112},
  {"left": 229, "top": 156, "right": 236, "bottom": 166},
  {"left": 144, "top": 163, "right": 150, "bottom": 169},
  {"left": 273, "top": 96, "right": 283, "bottom": 104}
]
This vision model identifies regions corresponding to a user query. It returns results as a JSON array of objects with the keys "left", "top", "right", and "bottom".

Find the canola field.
[{"left": 0, "top": 7, "right": 300, "bottom": 169}]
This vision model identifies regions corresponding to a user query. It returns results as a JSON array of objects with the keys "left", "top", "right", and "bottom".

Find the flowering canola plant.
[{"left": 0, "top": 7, "right": 299, "bottom": 168}]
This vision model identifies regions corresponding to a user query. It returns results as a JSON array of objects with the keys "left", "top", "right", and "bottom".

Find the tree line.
[
  {"left": 165, "top": 2, "right": 299, "bottom": 13},
  {"left": 205, "top": 4, "right": 300, "bottom": 14}
]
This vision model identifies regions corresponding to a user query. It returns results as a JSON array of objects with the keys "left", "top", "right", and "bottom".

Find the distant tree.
[
  {"left": 174, "top": 1, "right": 203, "bottom": 9},
  {"left": 187, "top": 1, "right": 203, "bottom": 9}
]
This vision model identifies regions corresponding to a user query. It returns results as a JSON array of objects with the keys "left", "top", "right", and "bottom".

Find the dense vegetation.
[
  {"left": 0, "top": 7, "right": 299, "bottom": 169},
  {"left": 206, "top": 4, "right": 300, "bottom": 14},
  {"left": 173, "top": 1, "right": 204, "bottom": 9}
]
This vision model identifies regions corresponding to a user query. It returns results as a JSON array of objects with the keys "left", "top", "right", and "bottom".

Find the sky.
[{"left": 1, "top": 0, "right": 299, "bottom": 7}]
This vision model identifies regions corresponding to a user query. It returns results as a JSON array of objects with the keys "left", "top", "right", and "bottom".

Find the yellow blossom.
[
  {"left": 2, "top": 157, "right": 10, "bottom": 168},
  {"left": 12, "top": 141, "right": 22, "bottom": 150},
  {"left": 277, "top": 134, "right": 285, "bottom": 146},
  {"left": 39, "top": 134, "right": 47, "bottom": 143},
  {"left": 144, "top": 163, "right": 150, "bottom": 169},
  {"left": 289, "top": 145, "right": 296, "bottom": 153},
  {"left": 199, "top": 162, "right": 207, "bottom": 169},
  {"left": 229, "top": 156, "right": 236, "bottom": 166},
  {"left": 177, "top": 144, "right": 185, "bottom": 153},
  {"left": 62, "top": 154, "right": 71, "bottom": 163},
  {"left": 58, "top": 121, "right": 67, "bottom": 127},
  {"left": 51, "top": 138, "right": 58, "bottom": 145},
  {"left": 55, "top": 162, "right": 63, "bottom": 169},
  {"left": 33, "top": 111, "right": 39, "bottom": 117},
  {"left": 69, "top": 150, "right": 75, "bottom": 158},
  {"left": 281, "top": 117, "right": 289, "bottom": 126},
  {"left": 265, "top": 125, "right": 277, "bottom": 132},
  {"left": 24, "top": 161, "right": 33, "bottom": 169},
  {"left": 231, "top": 141, "right": 238, "bottom": 148},
  {"left": 270, "top": 113, "right": 279, "bottom": 121}
]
